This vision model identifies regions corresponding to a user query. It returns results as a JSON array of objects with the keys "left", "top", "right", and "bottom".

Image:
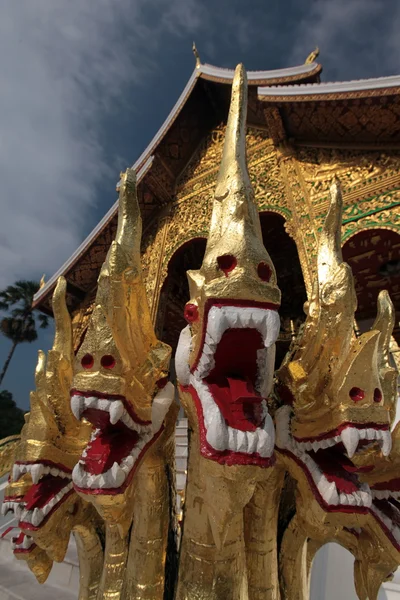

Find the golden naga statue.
[{"left": 2, "top": 63, "right": 399, "bottom": 600}]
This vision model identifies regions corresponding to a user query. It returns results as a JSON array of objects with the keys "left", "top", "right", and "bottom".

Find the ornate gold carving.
[
  {"left": 305, "top": 47, "right": 319, "bottom": 64},
  {"left": 192, "top": 41, "right": 201, "bottom": 68},
  {"left": 0, "top": 435, "right": 20, "bottom": 478}
]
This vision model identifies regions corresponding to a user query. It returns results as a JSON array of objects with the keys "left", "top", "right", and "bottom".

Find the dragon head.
[
  {"left": 346, "top": 420, "right": 400, "bottom": 598},
  {"left": 70, "top": 168, "right": 174, "bottom": 533},
  {"left": 175, "top": 64, "right": 280, "bottom": 469},
  {"left": 275, "top": 179, "right": 396, "bottom": 522},
  {"left": 2, "top": 473, "right": 53, "bottom": 583},
  {"left": 8, "top": 277, "right": 93, "bottom": 562}
]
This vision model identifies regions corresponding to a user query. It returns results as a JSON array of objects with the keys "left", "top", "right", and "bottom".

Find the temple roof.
[{"left": 33, "top": 58, "right": 400, "bottom": 315}]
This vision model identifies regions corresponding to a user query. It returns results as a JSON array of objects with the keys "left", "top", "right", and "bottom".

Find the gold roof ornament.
[
  {"left": 39, "top": 274, "right": 46, "bottom": 289},
  {"left": 192, "top": 41, "right": 201, "bottom": 68},
  {"left": 305, "top": 46, "right": 319, "bottom": 64}
]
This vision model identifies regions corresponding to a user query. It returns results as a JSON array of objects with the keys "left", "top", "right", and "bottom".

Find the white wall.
[{"left": 310, "top": 543, "right": 400, "bottom": 600}]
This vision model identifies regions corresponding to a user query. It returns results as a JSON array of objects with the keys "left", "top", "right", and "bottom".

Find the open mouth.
[
  {"left": 370, "top": 481, "right": 400, "bottom": 551},
  {"left": 1, "top": 493, "right": 24, "bottom": 517},
  {"left": 275, "top": 406, "right": 392, "bottom": 512},
  {"left": 11, "top": 531, "right": 36, "bottom": 554},
  {"left": 12, "top": 462, "right": 73, "bottom": 530},
  {"left": 177, "top": 302, "right": 279, "bottom": 466},
  {"left": 70, "top": 383, "right": 174, "bottom": 494}
]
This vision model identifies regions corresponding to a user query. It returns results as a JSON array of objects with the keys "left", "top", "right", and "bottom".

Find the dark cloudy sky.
[{"left": 1, "top": 0, "right": 400, "bottom": 411}]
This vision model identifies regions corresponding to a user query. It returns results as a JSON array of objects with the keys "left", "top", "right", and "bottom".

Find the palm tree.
[{"left": 0, "top": 280, "right": 49, "bottom": 386}]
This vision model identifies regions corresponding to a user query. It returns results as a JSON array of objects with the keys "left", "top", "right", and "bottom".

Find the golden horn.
[
  {"left": 317, "top": 177, "right": 343, "bottom": 289},
  {"left": 52, "top": 276, "right": 72, "bottom": 358},
  {"left": 372, "top": 290, "right": 395, "bottom": 370},
  {"left": 211, "top": 63, "right": 263, "bottom": 245},
  {"left": 115, "top": 168, "right": 141, "bottom": 260}
]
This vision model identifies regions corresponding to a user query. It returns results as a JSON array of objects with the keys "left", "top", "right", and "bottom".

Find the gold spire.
[
  {"left": 305, "top": 47, "right": 319, "bottom": 64},
  {"left": 192, "top": 41, "right": 201, "bottom": 68}
]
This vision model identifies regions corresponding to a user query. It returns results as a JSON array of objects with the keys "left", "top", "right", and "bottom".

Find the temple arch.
[{"left": 342, "top": 228, "right": 400, "bottom": 345}]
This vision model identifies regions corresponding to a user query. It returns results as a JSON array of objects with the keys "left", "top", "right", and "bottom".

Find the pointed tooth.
[
  {"left": 85, "top": 397, "right": 98, "bottom": 409},
  {"left": 263, "top": 310, "right": 281, "bottom": 347},
  {"left": 1, "top": 503, "right": 7, "bottom": 516},
  {"left": 246, "top": 431, "right": 258, "bottom": 454},
  {"left": 326, "top": 482, "right": 339, "bottom": 505},
  {"left": 206, "top": 411, "right": 228, "bottom": 451},
  {"left": 359, "top": 489, "right": 372, "bottom": 507},
  {"left": 151, "top": 382, "right": 175, "bottom": 433},
  {"left": 109, "top": 401, "right": 125, "bottom": 425},
  {"left": 320, "top": 438, "right": 332, "bottom": 450},
  {"left": 32, "top": 508, "right": 42, "bottom": 527},
  {"left": 111, "top": 462, "right": 126, "bottom": 488},
  {"left": 86, "top": 473, "right": 101, "bottom": 488},
  {"left": 257, "top": 414, "right": 275, "bottom": 457},
  {"left": 381, "top": 430, "right": 392, "bottom": 456},
  {"left": 228, "top": 427, "right": 237, "bottom": 450},
  {"left": 236, "top": 430, "right": 248, "bottom": 453},
  {"left": 339, "top": 493, "right": 349, "bottom": 505},
  {"left": 347, "top": 494, "right": 357, "bottom": 506},
  {"left": 124, "top": 455, "right": 135, "bottom": 470},
  {"left": 72, "top": 463, "right": 86, "bottom": 487},
  {"left": 341, "top": 427, "right": 359, "bottom": 458},
  {"left": 354, "top": 492, "right": 363, "bottom": 506},
  {"left": 207, "top": 308, "right": 228, "bottom": 344},
  {"left": 70, "top": 395, "right": 84, "bottom": 420},
  {"left": 31, "top": 464, "right": 44, "bottom": 485},
  {"left": 12, "top": 464, "right": 20, "bottom": 481}
]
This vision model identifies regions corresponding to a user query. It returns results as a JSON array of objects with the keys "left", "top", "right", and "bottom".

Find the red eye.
[
  {"left": 373, "top": 388, "right": 382, "bottom": 403},
  {"left": 101, "top": 355, "right": 116, "bottom": 369},
  {"left": 184, "top": 303, "right": 199, "bottom": 323},
  {"left": 217, "top": 254, "right": 237, "bottom": 276},
  {"left": 349, "top": 387, "right": 365, "bottom": 402},
  {"left": 81, "top": 354, "right": 94, "bottom": 369},
  {"left": 258, "top": 262, "right": 272, "bottom": 282}
]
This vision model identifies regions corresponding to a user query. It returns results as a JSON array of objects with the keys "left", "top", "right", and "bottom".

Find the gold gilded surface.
[
  {"left": 2, "top": 279, "right": 104, "bottom": 597},
  {"left": 175, "top": 64, "right": 281, "bottom": 600},
  {"left": 277, "top": 180, "right": 394, "bottom": 441},
  {"left": 276, "top": 177, "right": 398, "bottom": 599},
  {"left": 0, "top": 435, "right": 20, "bottom": 477},
  {"left": 1, "top": 64, "right": 400, "bottom": 600},
  {"left": 68, "top": 166, "right": 177, "bottom": 600},
  {"left": 304, "top": 47, "right": 319, "bottom": 64},
  {"left": 71, "top": 168, "right": 172, "bottom": 535}
]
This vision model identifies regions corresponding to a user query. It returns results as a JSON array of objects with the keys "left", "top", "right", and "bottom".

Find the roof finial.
[
  {"left": 305, "top": 47, "right": 319, "bottom": 64},
  {"left": 192, "top": 42, "right": 201, "bottom": 68},
  {"left": 39, "top": 274, "right": 46, "bottom": 289}
]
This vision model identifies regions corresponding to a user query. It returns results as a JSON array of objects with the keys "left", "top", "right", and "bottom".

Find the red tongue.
[
  {"left": 309, "top": 448, "right": 360, "bottom": 494},
  {"left": 83, "top": 409, "right": 139, "bottom": 475},
  {"left": 207, "top": 377, "right": 263, "bottom": 432},
  {"left": 23, "top": 475, "right": 69, "bottom": 510}
]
